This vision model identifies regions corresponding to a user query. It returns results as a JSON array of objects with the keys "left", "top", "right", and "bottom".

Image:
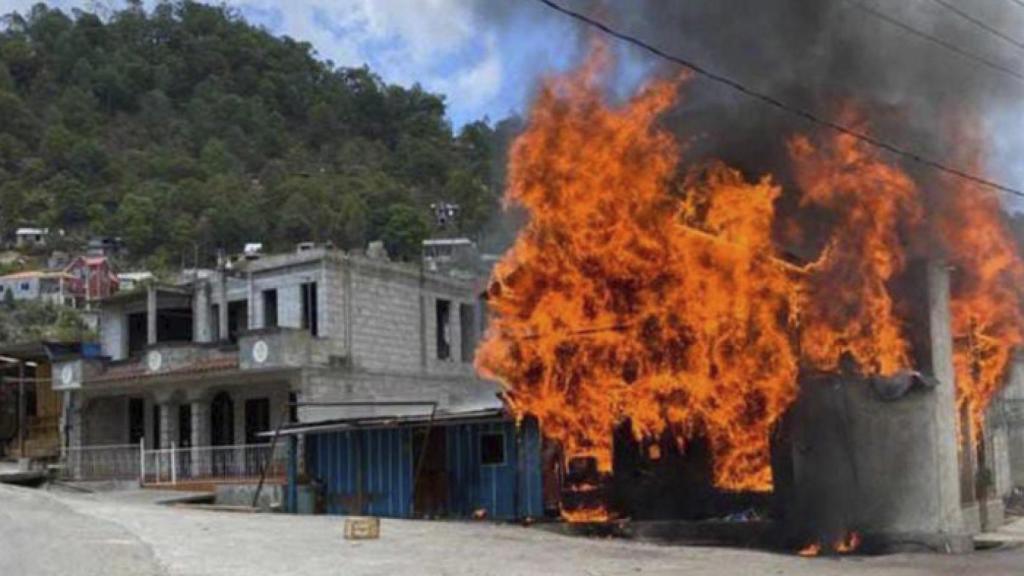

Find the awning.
[
  {"left": 262, "top": 406, "right": 509, "bottom": 437},
  {"left": 0, "top": 341, "right": 83, "bottom": 362}
]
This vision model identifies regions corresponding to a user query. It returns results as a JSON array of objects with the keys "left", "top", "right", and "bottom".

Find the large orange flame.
[
  {"left": 789, "top": 119, "right": 922, "bottom": 377},
  {"left": 477, "top": 47, "right": 1024, "bottom": 510},
  {"left": 477, "top": 49, "right": 799, "bottom": 491},
  {"left": 938, "top": 124, "right": 1024, "bottom": 440}
]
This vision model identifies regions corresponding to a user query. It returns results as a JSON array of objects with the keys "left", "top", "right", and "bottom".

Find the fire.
[
  {"left": 834, "top": 531, "right": 862, "bottom": 554},
  {"left": 797, "top": 542, "right": 821, "bottom": 557},
  {"left": 477, "top": 45, "right": 1024, "bottom": 517},
  {"left": 560, "top": 506, "right": 610, "bottom": 523},
  {"left": 938, "top": 125, "right": 1024, "bottom": 441},
  {"left": 476, "top": 46, "right": 800, "bottom": 492},
  {"left": 798, "top": 531, "right": 861, "bottom": 557},
  {"left": 788, "top": 119, "right": 922, "bottom": 377}
]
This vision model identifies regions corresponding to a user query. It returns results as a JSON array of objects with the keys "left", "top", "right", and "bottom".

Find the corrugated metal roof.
[
  {"left": 0, "top": 270, "right": 72, "bottom": 281},
  {"left": 266, "top": 407, "right": 509, "bottom": 437}
]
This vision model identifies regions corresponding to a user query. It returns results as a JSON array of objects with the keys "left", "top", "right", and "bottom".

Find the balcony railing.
[
  {"left": 64, "top": 441, "right": 287, "bottom": 484},
  {"left": 64, "top": 443, "right": 141, "bottom": 480}
]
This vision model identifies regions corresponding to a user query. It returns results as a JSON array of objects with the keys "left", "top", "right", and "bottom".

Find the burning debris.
[
  {"left": 798, "top": 531, "right": 861, "bottom": 557},
  {"left": 476, "top": 41, "right": 1024, "bottom": 526}
]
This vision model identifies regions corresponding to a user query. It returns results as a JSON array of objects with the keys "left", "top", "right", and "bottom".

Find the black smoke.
[{"left": 474, "top": 0, "right": 1024, "bottom": 209}]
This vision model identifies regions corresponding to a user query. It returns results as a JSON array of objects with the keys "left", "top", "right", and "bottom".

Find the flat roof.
[
  {"left": 98, "top": 284, "right": 190, "bottom": 304},
  {"left": 423, "top": 238, "right": 474, "bottom": 246}
]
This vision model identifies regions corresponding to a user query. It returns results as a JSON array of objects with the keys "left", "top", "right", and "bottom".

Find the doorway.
[
  {"left": 210, "top": 392, "right": 235, "bottom": 477},
  {"left": 210, "top": 392, "right": 234, "bottom": 446},
  {"left": 412, "top": 427, "right": 448, "bottom": 517}
]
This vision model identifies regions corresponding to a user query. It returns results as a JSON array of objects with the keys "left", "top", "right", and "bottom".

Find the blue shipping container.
[{"left": 304, "top": 418, "right": 543, "bottom": 520}]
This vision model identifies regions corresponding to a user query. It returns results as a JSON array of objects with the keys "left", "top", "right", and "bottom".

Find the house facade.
[
  {"left": 63, "top": 255, "right": 120, "bottom": 305},
  {"left": 0, "top": 256, "right": 118, "bottom": 308},
  {"left": 0, "top": 271, "right": 75, "bottom": 306},
  {"left": 53, "top": 246, "right": 499, "bottom": 487}
]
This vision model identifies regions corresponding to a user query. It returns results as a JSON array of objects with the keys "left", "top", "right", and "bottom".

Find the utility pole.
[{"left": 17, "top": 361, "right": 24, "bottom": 457}]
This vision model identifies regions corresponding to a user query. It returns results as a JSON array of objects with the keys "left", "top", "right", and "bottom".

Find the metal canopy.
[{"left": 262, "top": 405, "right": 508, "bottom": 437}]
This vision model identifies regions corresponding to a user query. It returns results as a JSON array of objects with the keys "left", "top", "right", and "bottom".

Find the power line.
[
  {"left": 841, "top": 0, "right": 1024, "bottom": 85},
  {"left": 530, "top": 0, "right": 1024, "bottom": 200},
  {"left": 1013, "top": 0, "right": 1024, "bottom": 10},
  {"left": 925, "top": 0, "right": 1024, "bottom": 53}
]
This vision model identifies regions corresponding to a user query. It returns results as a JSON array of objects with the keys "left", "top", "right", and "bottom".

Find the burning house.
[{"left": 473, "top": 33, "right": 1024, "bottom": 552}]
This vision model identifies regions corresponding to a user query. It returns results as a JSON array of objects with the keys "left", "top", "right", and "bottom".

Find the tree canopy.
[{"left": 0, "top": 1, "right": 518, "bottom": 266}]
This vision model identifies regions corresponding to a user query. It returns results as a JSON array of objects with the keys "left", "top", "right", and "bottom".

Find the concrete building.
[
  {"left": 14, "top": 228, "right": 49, "bottom": 249},
  {"left": 53, "top": 245, "right": 497, "bottom": 486},
  {"left": 116, "top": 271, "right": 155, "bottom": 293}
]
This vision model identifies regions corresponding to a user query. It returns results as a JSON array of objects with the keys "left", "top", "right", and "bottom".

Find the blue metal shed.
[{"left": 289, "top": 410, "right": 543, "bottom": 520}]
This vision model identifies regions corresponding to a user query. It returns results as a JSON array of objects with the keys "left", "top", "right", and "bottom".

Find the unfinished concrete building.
[{"left": 53, "top": 245, "right": 499, "bottom": 489}]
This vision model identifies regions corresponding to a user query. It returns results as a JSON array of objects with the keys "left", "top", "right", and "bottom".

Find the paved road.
[
  {"left": 0, "top": 485, "right": 163, "bottom": 575},
  {"left": 3, "top": 484, "right": 1024, "bottom": 576}
]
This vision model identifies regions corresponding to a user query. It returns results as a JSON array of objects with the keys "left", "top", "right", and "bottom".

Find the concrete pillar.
[
  {"left": 147, "top": 285, "right": 158, "bottom": 346},
  {"left": 234, "top": 392, "right": 246, "bottom": 446},
  {"left": 193, "top": 280, "right": 211, "bottom": 343},
  {"left": 926, "top": 259, "right": 967, "bottom": 535},
  {"left": 143, "top": 397, "right": 154, "bottom": 450},
  {"left": 189, "top": 393, "right": 211, "bottom": 477},
  {"left": 157, "top": 400, "right": 178, "bottom": 452},
  {"left": 248, "top": 272, "right": 257, "bottom": 329},
  {"left": 1004, "top": 356, "right": 1024, "bottom": 487},
  {"left": 218, "top": 272, "right": 229, "bottom": 342},
  {"left": 65, "top": 392, "right": 86, "bottom": 479}
]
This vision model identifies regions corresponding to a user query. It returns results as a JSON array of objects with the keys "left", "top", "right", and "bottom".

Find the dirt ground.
[{"left": 2, "top": 484, "right": 1023, "bottom": 576}]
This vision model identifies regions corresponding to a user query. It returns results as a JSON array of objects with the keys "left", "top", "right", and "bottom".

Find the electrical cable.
[
  {"left": 530, "top": 0, "right": 1024, "bottom": 199},
  {"left": 925, "top": 0, "right": 1024, "bottom": 52}
]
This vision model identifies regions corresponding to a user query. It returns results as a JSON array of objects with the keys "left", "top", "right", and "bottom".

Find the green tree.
[
  {"left": 0, "top": 1, "right": 511, "bottom": 264},
  {"left": 381, "top": 204, "right": 429, "bottom": 261}
]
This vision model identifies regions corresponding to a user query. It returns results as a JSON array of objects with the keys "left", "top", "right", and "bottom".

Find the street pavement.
[{"left": 2, "top": 483, "right": 1024, "bottom": 576}]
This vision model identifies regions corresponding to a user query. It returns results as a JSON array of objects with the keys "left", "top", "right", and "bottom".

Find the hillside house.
[
  {"left": 14, "top": 228, "right": 49, "bottom": 249},
  {"left": 0, "top": 271, "right": 75, "bottom": 306},
  {"left": 0, "top": 256, "right": 118, "bottom": 308}
]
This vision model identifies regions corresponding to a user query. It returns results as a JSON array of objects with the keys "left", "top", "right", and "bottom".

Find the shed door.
[{"left": 412, "top": 427, "right": 447, "bottom": 517}]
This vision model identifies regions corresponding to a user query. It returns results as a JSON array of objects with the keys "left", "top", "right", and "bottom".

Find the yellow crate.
[{"left": 343, "top": 516, "right": 380, "bottom": 540}]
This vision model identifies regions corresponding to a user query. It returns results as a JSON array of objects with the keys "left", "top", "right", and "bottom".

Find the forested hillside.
[{"left": 0, "top": 1, "right": 518, "bottom": 268}]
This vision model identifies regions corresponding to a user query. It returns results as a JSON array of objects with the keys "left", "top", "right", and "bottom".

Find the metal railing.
[
  {"left": 143, "top": 442, "right": 288, "bottom": 485},
  {"left": 63, "top": 441, "right": 287, "bottom": 485},
  {"left": 64, "top": 443, "right": 142, "bottom": 481}
]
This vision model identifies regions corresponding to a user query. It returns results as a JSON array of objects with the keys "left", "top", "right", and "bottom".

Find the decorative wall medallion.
[
  {"left": 147, "top": 350, "right": 163, "bottom": 372},
  {"left": 60, "top": 364, "right": 74, "bottom": 386},
  {"left": 252, "top": 340, "right": 269, "bottom": 364}
]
